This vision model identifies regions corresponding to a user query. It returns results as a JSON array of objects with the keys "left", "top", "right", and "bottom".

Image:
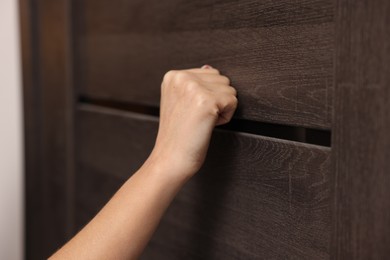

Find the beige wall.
[{"left": 0, "top": 0, "right": 24, "bottom": 259}]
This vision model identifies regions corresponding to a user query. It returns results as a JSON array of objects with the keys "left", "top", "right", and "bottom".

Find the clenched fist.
[{"left": 148, "top": 65, "right": 238, "bottom": 181}]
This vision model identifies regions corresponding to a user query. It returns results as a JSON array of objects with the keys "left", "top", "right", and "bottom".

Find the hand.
[
  {"left": 51, "top": 66, "right": 237, "bottom": 260},
  {"left": 148, "top": 65, "right": 238, "bottom": 181}
]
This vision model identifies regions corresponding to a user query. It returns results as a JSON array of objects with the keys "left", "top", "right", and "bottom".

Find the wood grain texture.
[
  {"left": 19, "top": 0, "right": 44, "bottom": 258},
  {"left": 20, "top": 0, "right": 76, "bottom": 258},
  {"left": 76, "top": 105, "right": 331, "bottom": 259},
  {"left": 75, "top": 0, "right": 334, "bottom": 129},
  {"left": 332, "top": 0, "right": 390, "bottom": 259}
]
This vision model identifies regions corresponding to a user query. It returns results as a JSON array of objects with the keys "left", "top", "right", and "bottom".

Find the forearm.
[
  {"left": 49, "top": 66, "right": 237, "bottom": 259},
  {"left": 50, "top": 156, "right": 187, "bottom": 260}
]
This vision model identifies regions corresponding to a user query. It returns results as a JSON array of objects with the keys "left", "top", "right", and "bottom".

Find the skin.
[{"left": 50, "top": 65, "right": 238, "bottom": 260}]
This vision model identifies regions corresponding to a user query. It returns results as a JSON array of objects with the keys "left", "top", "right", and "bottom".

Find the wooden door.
[{"left": 20, "top": 0, "right": 390, "bottom": 259}]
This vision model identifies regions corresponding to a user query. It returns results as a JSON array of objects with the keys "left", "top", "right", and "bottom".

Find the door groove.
[{"left": 79, "top": 96, "right": 331, "bottom": 147}]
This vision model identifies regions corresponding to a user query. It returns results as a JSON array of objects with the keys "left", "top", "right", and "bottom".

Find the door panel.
[
  {"left": 75, "top": 0, "right": 334, "bottom": 129},
  {"left": 22, "top": 0, "right": 390, "bottom": 259},
  {"left": 76, "top": 105, "right": 331, "bottom": 259}
]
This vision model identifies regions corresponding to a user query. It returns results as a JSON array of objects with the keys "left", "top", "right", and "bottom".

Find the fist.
[{"left": 149, "top": 66, "right": 238, "bottom": 180}]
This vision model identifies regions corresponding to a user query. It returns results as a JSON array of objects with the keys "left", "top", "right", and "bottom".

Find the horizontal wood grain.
[
  {"left": 77, "top": 0, "right": 333, "bottom": 33},
  {"left": 75, "top": 0, "right": 334, "bottom": 129},
  {"left": 75, "top": 104, "right": 331, "bottom": 259}
]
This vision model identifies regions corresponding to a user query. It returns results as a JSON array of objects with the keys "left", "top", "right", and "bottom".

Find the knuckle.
[
  {"left": 224, "top": 76, "right": 231, "bottom": 85},
  {"left": 163, "top": 70, "right": 195, "bottom": 91},
  {"left": 174, "top": 71, "right": 191, "bottom": 83},
  {"left": 225, "top": 95, "right": 238, "bottom": 109},
  {"left": 162, "top": 70, "right": 177, "bottom": 90},
  {"left": 231, "top": 95, "right": 238, "bottom": 106},
  {"left": 163, "top": 70, "right": 177, "bottom": 82},
  {"left": 210, "top": 68, "right": 220, "bottom": 74},
  {"left": 229, "top": 86, "right": 237, "bottom": 96}
]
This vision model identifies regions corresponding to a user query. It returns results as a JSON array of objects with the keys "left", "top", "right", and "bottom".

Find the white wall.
[{"left": 0, "top": 0, "right": 24, "bottom": 259}]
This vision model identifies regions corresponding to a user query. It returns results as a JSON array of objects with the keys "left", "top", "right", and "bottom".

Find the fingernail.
[{"left": 201, "top": 64, "right": 213, "bottom": 69}]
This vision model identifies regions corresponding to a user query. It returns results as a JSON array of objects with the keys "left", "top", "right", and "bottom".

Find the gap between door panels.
[{"left": 78, "top": 97, "right": 331, "bottom": 147}]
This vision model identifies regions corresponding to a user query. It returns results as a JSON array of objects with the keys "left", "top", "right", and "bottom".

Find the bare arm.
[{"left": 49, "top": 65, "right": 238, "bottom": 260}]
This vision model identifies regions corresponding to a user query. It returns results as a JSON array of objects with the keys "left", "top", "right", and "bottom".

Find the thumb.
[{"left": 215, "top": 96, "right": 238, "bottom": 126}]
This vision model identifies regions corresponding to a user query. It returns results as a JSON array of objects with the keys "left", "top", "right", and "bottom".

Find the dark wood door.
[{"left": 20, "top": 0, "right": 390, "bottom": 259}]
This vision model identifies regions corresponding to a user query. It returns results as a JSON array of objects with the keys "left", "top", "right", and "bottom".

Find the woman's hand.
[
  {"left": 148, "top": 65, "right": 238, "bottom": 181},
  {"left": 50, "top": 66, "right": 238, "bottom": 260}
]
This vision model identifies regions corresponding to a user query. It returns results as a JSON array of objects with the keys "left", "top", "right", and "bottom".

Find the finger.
[
  {"left": 205, "top": 83, "right": 237, "bottom": 96},
  {"left": 201, "top": 64, "right": 213, "bottom": 69},
  {"left": 186, "top": 67, "right": 220, "bottom": 74},
  {"left": 199, "top": 74, "right": 230, "bottom": 85},
  {"left": 215, "top": 94, "right": 238, "bottom": 126}
]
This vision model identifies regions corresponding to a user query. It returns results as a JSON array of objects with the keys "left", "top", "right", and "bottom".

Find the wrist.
[{"left": 140, "top": 150, "right": 193, "bottom": 187}]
